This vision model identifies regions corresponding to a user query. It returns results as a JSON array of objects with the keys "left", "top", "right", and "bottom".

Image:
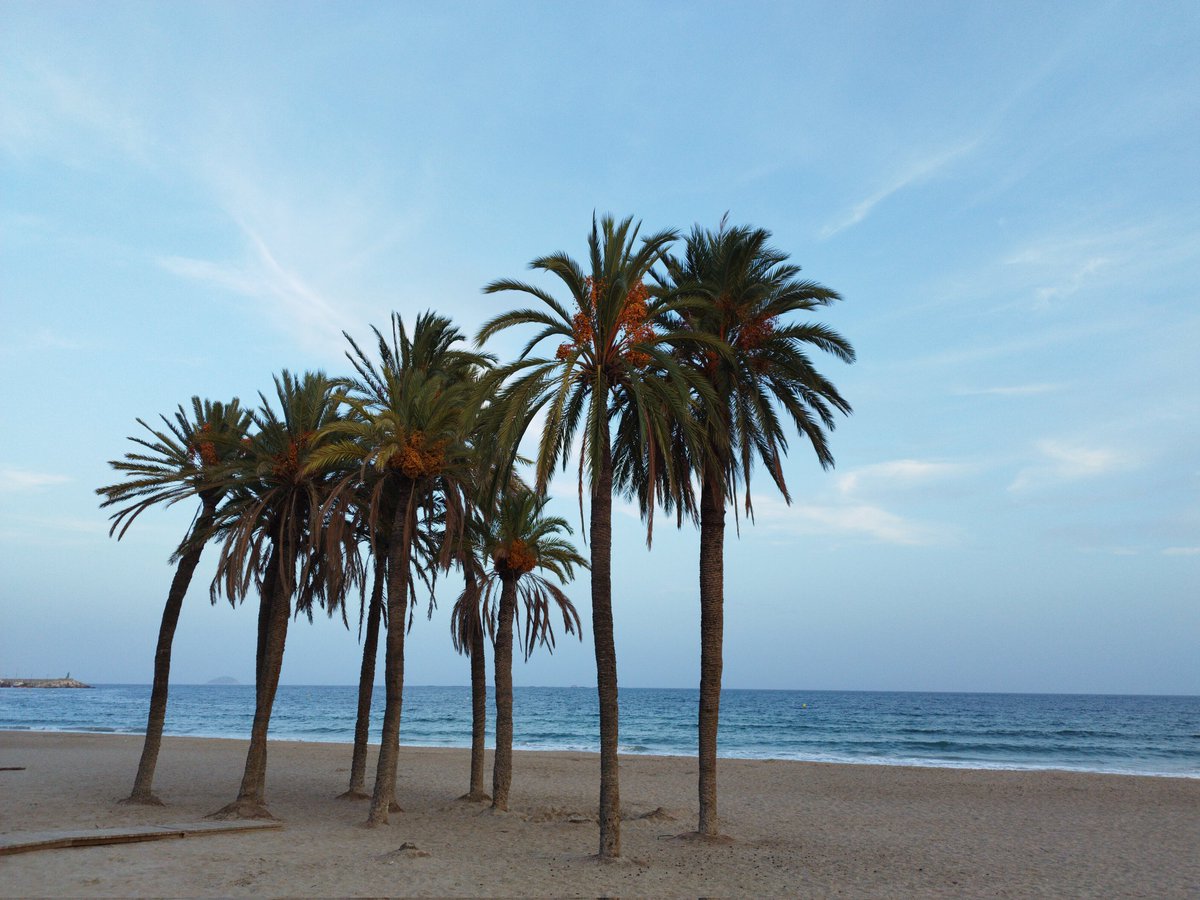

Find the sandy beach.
[{"left": 0, "top": 731, "right": 1196, "bottom": 897}]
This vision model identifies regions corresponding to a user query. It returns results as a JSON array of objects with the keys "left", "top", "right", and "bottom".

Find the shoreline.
[
  {"left": 8, "top": 685, "right": 1194, "bottom": 783},
  {"left": 2, "top": 730, "right": 1198, "bottom": 897},
  {"left": 3, "top": 726, "right": 1196, "bottom": 781}
]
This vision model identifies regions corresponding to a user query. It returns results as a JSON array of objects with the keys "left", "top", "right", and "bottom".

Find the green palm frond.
[
  {"left": 207, "top": 371, "right": 358, "bottom": 615},
  {"left": 475, "top": 487, "right": 586, "bottom": 659},
  {"left": 478, "top": 214, "right": 695, "bottom": 517},
  {"left": 97, "top": 397, "right": 252, "bottom": 541},
  {"left": 645, "top": 218, "right": 855, "bottom": 521}
]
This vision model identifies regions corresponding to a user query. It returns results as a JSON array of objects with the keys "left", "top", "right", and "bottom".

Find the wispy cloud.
[
  {"left": 0, "top": 327, "right": 89, "bottom": 357},
  {"left": 159, "top": 255, "right": 261, "bottom": 295},
  {"left": 0, "top": 467, "right": 70, "bottom": 492},
  {"left": 909, "top": 318, "right": 1123, "bottom": 370},
  {"left": 820, "top": 140, "right": 979, "bottom": 238},
  {"left": 996, "top": 221, "right": 1200, "bottom": 313},
  {"left": 954, "top": 383, "right": 1066, "bottom": 397},
  {"left": 836, "top": 459, "right": 971, "bottom": 496},
  {"left": 1004, "top": 236, "right": 1119, "bottom": 309},
  {"left": 159, "top": 223, "right": 350, "bottom": 356},
  {"left": 1162, "top": 546, "right": 1200, "bottom": 556},
  {"left": 1032, "top": 257, "right": 1109, "bottom": 306},
  {"left": 0, "top": 60, "right": 152, "bottom": 165},
  {"left": 750, "top": 493, "right": 951, "bottom": 546},
  {"left": 546, "top": 468, "right": 954, "bottom": 545},
  {"left": 1079, "top": 546, "right": 1140, "bottom": 556},
  {"left": 0, "top": 513, "right": 110, "bottom": 545},
  {"left": 1009, "top": 439, "right": 1136, "bottom": 492}
]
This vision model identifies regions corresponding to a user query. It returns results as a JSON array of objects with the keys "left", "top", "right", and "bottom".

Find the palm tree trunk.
[
  {"left": 466, "top": 567, "right": 489, "bottom": 801},
  {"left": 255, "top": 575, "right": 271, "bottom": 687},
  {"left": 491, "top": 577, "right": 517, "bottom": 810},
  {"left": 342, "top": 554, "right": 384, "bottom": 799},
  {"left": 592, "top": 427, "right": 620, "bottom": 858},
  {"left": 366, "top": 481, "right": 414, "bottom": 826},
  {"left": 124, "top": 498, "right": 218, "bottom": 805},
  {"left": 210, "top": 542, "right": 290, "bottom": 820},
  {"left": 697, "top": 475, "right": 725, "bottom": 836}
]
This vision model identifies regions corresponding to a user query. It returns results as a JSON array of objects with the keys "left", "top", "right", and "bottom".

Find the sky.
[{"left": 1, "top": 1, "right": 1197, "bottom": 695}]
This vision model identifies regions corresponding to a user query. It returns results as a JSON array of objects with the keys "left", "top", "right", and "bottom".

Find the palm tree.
[
  {"left": 479, "top": 488, "right": 583, "bottom": 811},
  {"left": 208, "top": 371, "right": 347, "bottom": 820},
  {"left": 334, "top": 460, "right": 440, "bottom": 803},
  {"left": 478, "top": 214, "right": 710, "bottom": 857},
  {"left": 315, "top": 312, "right": 492, "bottom": 826},
  {"left": 448, "top": 496, "right": 491, "bottom": 802},
  {"left": 446, "top": 423, "right": 531, "bottom": 803},
  {"left": 341, "top": 526, "right": 386, "bottom": 800},
  {"left": 97, "top": 397, "right": 251, "bottom": 805},
  {"left": 656, "top": 220, "right": 855, "bottom": 837}
]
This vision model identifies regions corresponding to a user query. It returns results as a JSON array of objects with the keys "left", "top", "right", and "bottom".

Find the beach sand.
[{"left": 0, "top": 731, "right": 1196, "bottom": 897}]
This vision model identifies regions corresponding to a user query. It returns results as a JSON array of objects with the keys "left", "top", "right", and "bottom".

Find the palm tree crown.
[
  {"left": 479, "top": 488, "right": 584, "bottom": 658},
  {"left": 98, "top": 397, "right": 251, "bottom": 540},
  {"left": 211, "top": 371, "right": 349, "bottom": 611},
  {"left": 660, "top": 221, "right": 855, "bottom": 515},
  {"left": 478, "top": 214, "right": 711, "bottom": 502}
]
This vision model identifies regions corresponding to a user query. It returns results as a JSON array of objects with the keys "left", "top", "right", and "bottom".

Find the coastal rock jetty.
[{"left": 0, "top": 678, "right": 92, "bottom": 689}]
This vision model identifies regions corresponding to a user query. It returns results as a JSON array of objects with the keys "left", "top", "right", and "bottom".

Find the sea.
[{"left": 1, "top": 685, "right": 1197, "bottom": 778}]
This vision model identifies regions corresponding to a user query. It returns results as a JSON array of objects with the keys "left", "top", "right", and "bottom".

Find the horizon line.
[{"left": 67, "top": 682, "right": 1200, "bottom": 699}]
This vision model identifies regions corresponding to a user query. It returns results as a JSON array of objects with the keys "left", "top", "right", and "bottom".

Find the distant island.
[
  {"left": 206, "top": 676, "right": 241, "bottom": 685},
  {"left": 0, "top": 677, "right": 92, "bottom": 689}
]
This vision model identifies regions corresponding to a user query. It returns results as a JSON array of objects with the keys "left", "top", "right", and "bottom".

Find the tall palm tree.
[
  {"left": 334, "top": 458, "right": 440, "bottom": 802},
  {"left": 340, "top": 521, "right": 386, "bottom": 801},
  {"left": 208, "top": 371, "right": 347, "bottom": 820},
  {"left": 446, "top": 423, "right": 531, "bottom": 803},
  {"left": 315, "top": 312, "right": 493, "bottom": 826},
  {"left": 479, "top": 488, "right": 583, "bottom": 811},
  {"left": 657, "top": 221, "right": 855, "bottom": 837},
  {"left": 448, "top": 496, "right": 491, "bottom": 802},
  {"left": 478, "top": 214, "right": 711, "bottom": 857},
  {"left": 97, "top": 398, "right": 251, "bottom": 805}
]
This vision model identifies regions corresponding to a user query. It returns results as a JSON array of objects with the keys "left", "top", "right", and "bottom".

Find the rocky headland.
[{"left": 0, "top": 678, "right": 92, "bottom": 689}]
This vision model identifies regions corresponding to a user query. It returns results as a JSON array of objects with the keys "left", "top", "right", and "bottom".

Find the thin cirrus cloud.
[
  {"left": 1002, "top": 232, "right": 1123, "bottom": 309},
  {"left": 0, "top": 466, "right": 70, "bottom": 492},
  {"left": 996, "top": 221, "right": 1200, "bottom": 313},
  {"left": 1031, "top": 256, "right": 1109, "bottom": 307},
  {"left": 819, "top": 139, "right": 979, "bottom": 239},
  {"left": 159, "top": 226, "right": 349, "bottom": 356},
  {"left": 1162, "top": 547, "right": 1200, "bottom": 556},
  {"left": 749, "top": 493, "right": 950, "bottom": 547},
  {"left": 547, "top": 474, "right": 950, "bottom": 545},
  {"left": 0, "top": 56, "right": 154, "bottom": 168},
  {"left": 1008, "top": 439, "right": 1135, "bottom": 492},
  {"left": 954, "top": 383, "right": 1066, "bottom": 397},
  {"left": 835, "top": 458, "right": 972, "bottom": 496},
  {"left": 0, "top": 327, "right": 87, "bottom": 356},
  {"left": 0, "top": 513, "right": 109, "bottom": 544}
]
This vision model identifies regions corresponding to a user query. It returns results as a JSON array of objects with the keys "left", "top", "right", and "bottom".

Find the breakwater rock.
[{"left": 0, "top": 678, "right": 92, "bottom": 689}]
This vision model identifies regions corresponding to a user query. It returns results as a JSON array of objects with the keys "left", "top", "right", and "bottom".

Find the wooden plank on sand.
[{"left": 0, "top": 820, "right": 282, "bottom": 856}]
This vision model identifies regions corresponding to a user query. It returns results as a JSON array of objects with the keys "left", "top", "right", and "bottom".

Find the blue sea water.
[{"left": 1, "top": 685, "right": 1196, "bottom": 778}]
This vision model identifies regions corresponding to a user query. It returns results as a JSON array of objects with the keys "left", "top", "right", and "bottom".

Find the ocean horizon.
[{"left": 2, "top": 684, "right": 1196, "bottom": 779}]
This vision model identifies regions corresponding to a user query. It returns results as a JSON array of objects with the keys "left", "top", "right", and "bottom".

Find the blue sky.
[{"left": 1, "top": 2, "right": 1197, "bottom": 694}]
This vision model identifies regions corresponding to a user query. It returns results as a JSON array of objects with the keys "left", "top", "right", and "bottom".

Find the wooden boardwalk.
[{"left": 0, "top": 820, "right": 282, "bottom": 856}]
